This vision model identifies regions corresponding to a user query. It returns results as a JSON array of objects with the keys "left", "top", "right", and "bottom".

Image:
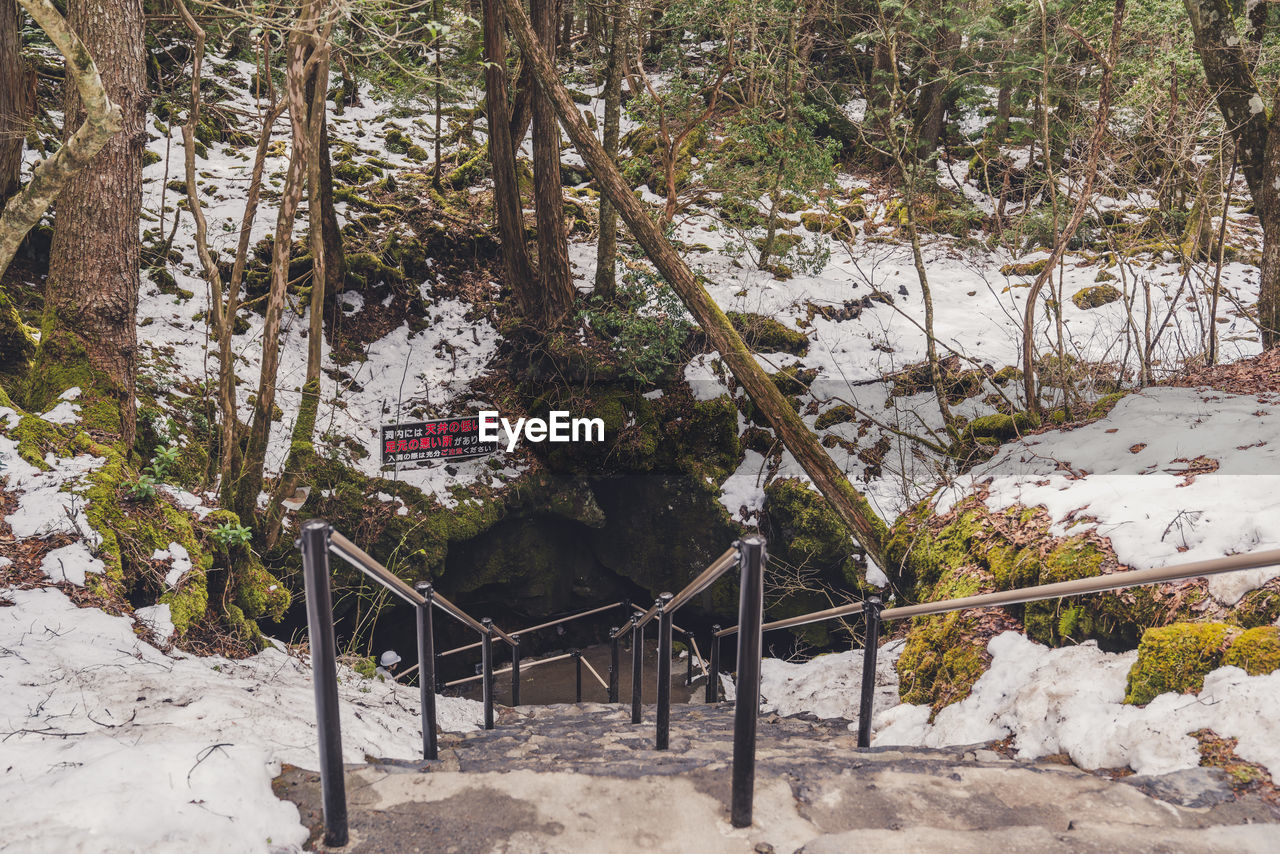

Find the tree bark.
[
  {"left": 0, "top": 0, "right": 35, "bottom": 207},
  {"left": 531, "top": 0, "right": 575, "bottom": 324},
  {"left": 594, "top": 0, "right": 623, "bottom": 298},
  {"left": 498, "top": 0, "right": 890, "bottom": 569},
  {"left": 233, "top": 14, "right": 311, "bottom": 522},
  {"left": 482, "top": 0, "right": 538, "bottom": 314},
  {"left": 31, "top": 0, "right": 143, "bottom": 448},
  {"left": 1183, "top": 0, "right": 1280, "bottom": 347},
  {"left": 1022, "top": 2, "right": 1125, "bottom": 412}
]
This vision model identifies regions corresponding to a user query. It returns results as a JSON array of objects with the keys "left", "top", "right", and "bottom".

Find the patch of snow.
[
  {"left": 876, "top": 631, "right": 1280, "bottom": 781},
  {"left": 939, "top": 388, "right": 1280, "bottom": 603},
  {"left": 760, "top": 642, "right": 903, "bottom": 722},
  {"left": 41, "top": 387, "right": 82, "bottom": 424},
  {"left": 0, "top": 586, "right": 483, "bottom": 852},
  {"left": 135, "top": 602, "right": 175, "bottom": 639},
  {"left": 39, "top": 542, "right": 105, "bottom": 586}
]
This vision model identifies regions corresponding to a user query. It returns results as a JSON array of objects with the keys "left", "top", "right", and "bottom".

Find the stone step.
[{"left": 276, "top": 703, "right": 1280, "bottom": 853}]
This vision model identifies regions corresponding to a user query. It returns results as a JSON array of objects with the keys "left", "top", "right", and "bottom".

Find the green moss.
[
  {"left": 11, "top": 414, "right": 63, "bottom": 470},
  {"left": 26, "top": 308, "right": 129, "bottom": 437},
  {"left": 1071, "top": 285, "right": 1122, "bottom": 310},
  {"left": 1223, "top": 626, "right": 1280, "bottom": 676},
  {"left": 961, "top": 412, "right": 1037, "bottom": 443},
  {"left": 1125, "top": 622, "right": 1240, "bottom": 705},
  {"left": 1234, "top": 587, "right": 1280, "bottom": 628},
  {"left": 815, "top": 405, "right": 857, "bottom": 430},
  {"left": 1088, "top": 392, "right": 1125, "bottom": 419},
  {"left": 897, "top": 612, "right": 989, "bottom": 712},
  {"left": 1000, "top": 259, "right": 1050, "bottom": 277},
  {"left": 727, "top": 312, "right": 810, "bottom": 356},
  {"left": 142, "top": 150, "right": 162, "bottom": 167}
]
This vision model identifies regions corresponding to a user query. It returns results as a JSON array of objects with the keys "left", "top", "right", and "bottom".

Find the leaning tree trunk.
[
  {"left": 531, "top": 0, "right": 575, "bottom": 325},
  {"left": 0, "top": 0, "right": 121, "bottom": 393},
  {"left": 30, "top": 0, "right": 144, "bottom": 448},
  {"left": 499, "top": 0, "right": 891, "bottom": 569}
]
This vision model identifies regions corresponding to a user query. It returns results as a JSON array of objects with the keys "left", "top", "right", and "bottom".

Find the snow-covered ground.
[
  {"left": 0, "top": 403, "right": 483, "bottom": 853},
  {"left": 938, "top": 386, "right": 1280, "bottom": 604}
]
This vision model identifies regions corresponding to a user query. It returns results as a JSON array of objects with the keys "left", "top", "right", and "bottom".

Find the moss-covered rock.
[
  {"left": 1125, "top": 622, "right": 1240, "bottom": 705},
  {"left": 1071, "top": 284, "right": 1122, "bottom": 310},
  {"left": 815, "top": 405, "right": 858, "bottom": 430},
  {"left": 727, "top": 312, "right": 810, "bottom": 356},
  {"left": 1000, "top": 259, "right": 1049, "bottom": 278},
  {"left": 1222, "top": 626, "right": 1280, "bottom": 676}
]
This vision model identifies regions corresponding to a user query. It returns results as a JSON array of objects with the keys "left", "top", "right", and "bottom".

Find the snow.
[
  {"left": 40, "top": 387, "right": 82, "bottom": 425},
  {"left": 759, "top": 642, "right": 903, "bottom": 722},
  {"left": 939, "top": 387, "right": 1280, "bottom": 604},
  {"left": 39, "top": 542, "right": 104, "bottom": 586},
  {"left": 0, "top": 586, "right": 484, "bottom": 853},
  {"left": 875, "top": 631, "right": 1280, "bottom": 781},
  {"left": 152, "top": 542, "right": 194, "bottom": 588}
]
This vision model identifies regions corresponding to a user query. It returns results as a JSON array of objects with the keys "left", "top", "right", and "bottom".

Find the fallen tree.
[{"left": 497, "top": 0, "right": 890, "bottom": 570}]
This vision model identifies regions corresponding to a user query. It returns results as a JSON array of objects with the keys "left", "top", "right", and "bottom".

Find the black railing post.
[
  {"left": 731, "top": 536, "right": 765, "bottom": 829},
  {"left": 707, "top": 625, "right": 720, "bottom": 703},
  {"left": 858, "top": 595, "right": 883, "bottom": 749},
  {"left": 656, "top": 592, "right": 674, "bottom": 750},
  {"left": 609, "top": 627, "right": 620, "bottom": 703},
  {"left": 630, "top": 615, "right": 643, "bottom": 724},
  {"left": 686, "top": 632, "right": 694, "bottom": 686},
  {"left": 573, "top": 649, "right": 583, "bottom": 702},
  {"left": 481, "top": 618, "right": 495, "bottom": 730},
  {"left": 299, "top": 519, "right": 348, "bottom": 848},
  {"left": 414, "top": 581, "right": 438, "bottom": 761},
  {"left": 511, "top": 634, "right": 522, "bottom": 707}
]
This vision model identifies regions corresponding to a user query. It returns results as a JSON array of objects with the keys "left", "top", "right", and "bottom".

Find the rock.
[{"left": 1071, "top": 284, "right": 1122, "bottom": 310}]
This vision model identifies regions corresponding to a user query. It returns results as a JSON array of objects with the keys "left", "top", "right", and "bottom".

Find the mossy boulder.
[
  {"left": 1000, "top": 259, "right": 1049, "bottom": 278},
  {"left": 1124, "top": 622, "right": 1240, "bottom": 705},
  {"left": 883, "top": 494, "right": 1246, "bottom": 712},
  {"left": 815, "top": 405, "right": 858, "bottom": 430},
  {"left": 727, "top": 312, "right": 810, "bottom": 356},
  {"left": 1071, "top": 284, "right": 1122, "bottom": 310},
  {"left": 1222, "top": 626, "right": 1280, "bottom": 676}
]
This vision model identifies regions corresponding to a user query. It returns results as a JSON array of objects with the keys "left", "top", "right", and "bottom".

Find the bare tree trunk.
[
  {"left": 914, "top": 26, "right": 960, "bottom": 159},
  {"left": 1183, "top": 0, "right": 1280, "bottom": 347},
  {"left": 594, "top": 0, "right": 623, "bottom": 298},
  {"left": 0, "top": 0, "right": 34, "bottom": 207},
  {"left": 499, "top": 0, "right": 891, "bottom": 568},
  {"left": 31, "top": 0, "right": 142, "bottom": 448},
  {"left": 217, "top": 95, "right": 285, "bottom": 509},
  {"left": 531, "top": 0, "right": 575, "bottom": 324},
  {"left": 482, "top": 0, "right": 538, "bottom": 314},
  {"left": 1021, "top": 1, "right": 1125, "bottom": 413},
  {"left": 233, "top": 13, "right": 312, "bottom": 523},
  {"left": 0, "top": 0, "right": 121, "bottom": 283},
  {"left": 266, "top": 23, "right": 333, "bottom": 548}
]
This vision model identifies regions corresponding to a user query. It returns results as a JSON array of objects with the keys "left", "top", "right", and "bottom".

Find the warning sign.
[{"left": 379, "top": 416, "right": 497, "bottom": 466}]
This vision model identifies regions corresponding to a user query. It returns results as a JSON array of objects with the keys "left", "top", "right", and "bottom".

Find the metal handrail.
[
  {"left": 615, "top": 547, "right": 738, "bottom": 638},
  {"left": 437, "top": 600, "right": 625, "bottom": 659},
  {"left": 713, "top": 545, "right": 1280, "bottom": 637},
  {"left": 300, "top": 520, "right": 767, "bottom": 843},
  {"left": 328, "top": 530, "right": 425, "bottom": 608}
]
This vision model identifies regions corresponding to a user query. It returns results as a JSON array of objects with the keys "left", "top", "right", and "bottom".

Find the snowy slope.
[{"left": 0, "top": 407, "right": 482, "bottom": 853}]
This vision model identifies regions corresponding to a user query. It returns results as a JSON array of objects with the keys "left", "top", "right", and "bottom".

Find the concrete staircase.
[{"left": 275, "top": 703, "right": 1280, "bottom": 853}]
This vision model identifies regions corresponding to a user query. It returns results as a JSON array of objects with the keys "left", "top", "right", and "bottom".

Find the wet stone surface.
[{"left": 276, "top": 703, "right": 1280, "bottom": 853}]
